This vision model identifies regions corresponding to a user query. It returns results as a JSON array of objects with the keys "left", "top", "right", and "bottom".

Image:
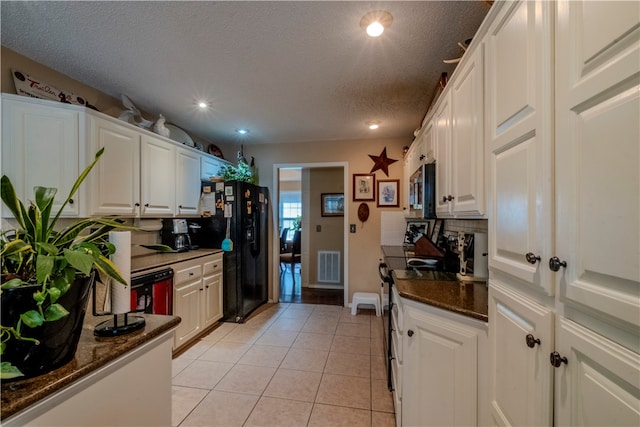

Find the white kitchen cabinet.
[
  {"left": 86, "top": 114, "right": 141, "bottom": 216},
  {"left": 175, "top": 147, "right": 201, "bottom": 216},
  {"left": 140, "top": 135, "right": 175, "bottom": 217},
  {"left": 402, "top": 299, "right": 487, "bottom": 427},
  {"left": 201, "top": 154, "right": 225, "bottom": 181},
  {"left": 172, "top": 254, "right": 223, "bottom": 350},
  {"left": 1, "top": 94, "right": 82, "bottom": 217},
  {"left": 434, "top": 91, "right": 452, "bottom": 217},
  {"left": 554, "top": 0, "right": 640, "bottom": 329},
  {"left": 554, "top": 317, "right": 640, "bottom": 427},
  {"left": 449, "top": 45, "right": 484, "bottom": 217},
  {"left": 489, "top": 281, "right": 554, "bottom": 427},
  {"left": 202, "top": 254, "right": 224, "bottom": 328},
  {"left": 431, "top": 45, "right": 484, "bottom": 219},
  {"left": 485, "top": 0, "right": 554, "bottom": 296},
  {"left": 486, "top": 2, "right": 640, "bottom": 426},
  {"left": 173, "top": 260, "right": 203, "bottom": 349}
]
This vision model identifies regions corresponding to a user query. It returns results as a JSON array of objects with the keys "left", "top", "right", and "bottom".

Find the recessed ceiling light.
[
  {"left": 367, "top": 120, "right": 380, "bottom": 130},
  {"left": 236, "top": 129, "right": 249, "bottom": 135},
  {"left": 360, "top": 11, "right": 393, "bottom": 38},
  {"left": 198, "top": 101, "right": 208, "bottom": 109}
]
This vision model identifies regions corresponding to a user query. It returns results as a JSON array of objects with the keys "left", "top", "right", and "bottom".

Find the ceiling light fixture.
[
  {"left": 367, "top": 120, "right": 380, "bottom": 130},
  {"left": 360, "top": 10, "right": 393, "bottom": 37},
  {"left": 198, "top": 101, "right": 208, "bottom": 109},
  {"left": 236, "top": 129, "right": 249, "bottom": 135}
]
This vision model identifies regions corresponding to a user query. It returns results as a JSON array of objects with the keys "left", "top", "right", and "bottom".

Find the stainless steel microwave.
[{"left": 409, "top": 163, "right": 436, "bottom": 219}]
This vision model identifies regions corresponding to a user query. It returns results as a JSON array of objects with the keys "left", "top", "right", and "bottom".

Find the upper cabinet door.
[
  {"left": 485, "top": 1, "right": 555, "bottom": 295},
  {"left": 175, "top": 147, "right": 201, "bottom": 216},
  {"left": 451, "top": 45, "right": 485, "bottom": 217},
  {"left": 555, "top": 0, "right": 640, "bottom": 327},
  {"left": 2, "top": 97, "right": 81, "bottom": 217},
  {"left": 140, "top": 135, "right": 175, "bottom": 217},
  {"left": 434, "top": 91, "right": 452, "bottom": 216},
  {"left": 87, "top": 115, "right": 140, "bottom": 216}
]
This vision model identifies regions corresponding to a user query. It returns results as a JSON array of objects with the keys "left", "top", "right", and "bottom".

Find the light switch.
[
  {"left": 316, "top": 225, "right": 321, "bottom": 232},
  {"left": 350, "top": 224, "right": 356, "bottom": 233}
]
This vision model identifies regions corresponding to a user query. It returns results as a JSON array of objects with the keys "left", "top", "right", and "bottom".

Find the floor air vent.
[{"left": 317, "top": 251, "right": 341, "bottom": 283}]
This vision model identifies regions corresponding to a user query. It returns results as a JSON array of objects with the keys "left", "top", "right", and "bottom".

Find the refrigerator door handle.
[{"left": 249, "top": 209, "right": 260, "bottom": 258}]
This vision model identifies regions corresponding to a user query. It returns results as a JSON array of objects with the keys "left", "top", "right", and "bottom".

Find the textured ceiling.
[{"left": 1, "top": 1, "right": 491, "bottom": 146}]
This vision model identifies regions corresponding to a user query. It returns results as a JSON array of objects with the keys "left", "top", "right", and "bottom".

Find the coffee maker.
[{"left": 165, "top": 219, "right": 191, "bottom": 252}]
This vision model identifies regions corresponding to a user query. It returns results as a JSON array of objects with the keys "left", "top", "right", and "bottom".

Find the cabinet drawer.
[
  {"left": 203, "top": 255, "right": 223, "bottom": 276},
  {"left": 174, "top": 264, "right": 202, "bottom": 285}
]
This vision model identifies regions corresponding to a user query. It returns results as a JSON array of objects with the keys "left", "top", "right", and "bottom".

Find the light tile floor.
[{"left": 172, "top": 303, "right": 396, "bottom": 427}]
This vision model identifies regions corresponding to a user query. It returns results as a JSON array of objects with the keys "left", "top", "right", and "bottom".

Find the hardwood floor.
[{"left": 279, "top": 265, "right": 344, "bottom": 306}]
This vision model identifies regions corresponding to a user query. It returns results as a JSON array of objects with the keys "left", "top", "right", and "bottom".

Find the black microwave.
[{"left": 409, "top": 163, "right": 436, "bottom": 219}]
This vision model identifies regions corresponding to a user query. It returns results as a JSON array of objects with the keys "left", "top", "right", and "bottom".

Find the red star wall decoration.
[{"left": 368, "top": 147, "right": 398, "bottom": 177}]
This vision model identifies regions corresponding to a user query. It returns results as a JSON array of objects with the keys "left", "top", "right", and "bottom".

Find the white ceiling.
[{"left": 1, "top": 1, "right": 491, "bottom": 146}]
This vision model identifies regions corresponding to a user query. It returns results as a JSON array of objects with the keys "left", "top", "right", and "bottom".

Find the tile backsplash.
[{"left": 442, "top": 219, "right": 488, "bottom": 237}]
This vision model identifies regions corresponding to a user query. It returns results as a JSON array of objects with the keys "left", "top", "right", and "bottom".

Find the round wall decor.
[{"left": 357, "top": 203, "right": 370, "bottom": 222}]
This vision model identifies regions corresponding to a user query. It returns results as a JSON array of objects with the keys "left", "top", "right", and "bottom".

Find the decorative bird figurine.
[
  {"left": 153, "top": 114, "right": 171, "bottom": 138},
  {"left": 118, "top": 94, "right": 154, "bottom": 129}
]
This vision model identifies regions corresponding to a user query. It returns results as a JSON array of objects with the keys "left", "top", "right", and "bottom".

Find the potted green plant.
[
  {"left": 218, "top": 162, "right": 256, "bottom": 183},
  {"left": 0, "top": 148, "right": 132, "bottom": 380}
]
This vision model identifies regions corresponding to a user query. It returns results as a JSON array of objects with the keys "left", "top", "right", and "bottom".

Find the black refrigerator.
[{"left": 195, "top": 180, "right": 269, "bottom": 323}]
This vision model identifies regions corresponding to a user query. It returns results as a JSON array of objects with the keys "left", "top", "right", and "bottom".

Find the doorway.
[{"left": 273, "top": 162, "right": 349, "bottom": 306}]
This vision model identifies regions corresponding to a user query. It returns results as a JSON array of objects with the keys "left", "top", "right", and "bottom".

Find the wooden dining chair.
[{"left": 279, "top": 230, "right": 301, "bottom": 284}]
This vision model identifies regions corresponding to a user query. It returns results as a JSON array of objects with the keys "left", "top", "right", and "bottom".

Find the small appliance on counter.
[
  {"left": 455, "top": 232, "right": 488, "bottom": 282},
  {"left": 161, "top": 219, "right": 192, "bottom": 252}
]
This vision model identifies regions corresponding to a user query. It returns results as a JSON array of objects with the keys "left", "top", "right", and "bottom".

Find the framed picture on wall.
[
  {"left": 321, "top": 193, "right": 345, "bottom": 217},
  {"left": 352, "top": 174, "right": 375, "bottom": 201},
  {"left": 377, "top": 180, "right": 399, "bottom": 208}
]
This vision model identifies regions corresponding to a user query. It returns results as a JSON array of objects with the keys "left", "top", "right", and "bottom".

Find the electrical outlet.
[{"left": 350, "top": 224, "right": 356, "bottom": 233}]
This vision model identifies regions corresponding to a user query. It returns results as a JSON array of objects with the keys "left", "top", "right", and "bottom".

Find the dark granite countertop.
[
  {"left": 0, "top": 313, "right": 180, "bottom": 420},
  {"left": 382, "top": 245, "right": 488, "bottom": 322},
  {"left": 131, "top": 248, "right": 222, "bottom": 273}
]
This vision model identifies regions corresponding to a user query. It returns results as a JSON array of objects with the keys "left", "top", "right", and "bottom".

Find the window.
[{"left": 281, "top": 202, "right": 301, "bottom": 241}]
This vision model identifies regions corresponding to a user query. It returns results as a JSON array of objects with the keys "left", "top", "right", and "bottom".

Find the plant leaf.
[
  {"left": 44, "top": 303, "right": 69, "bottom": 322},
  {"left": 21, "top": 310, "right": 44, "bottom": 328},
  {"left": 140, "top": 244, "right": 176, "bottom": 252},
  {"left": 0, "top": 278, "right": 24, "bottom": 289},
  {"left": 93, "top": 255, "right": 127, "bottom": 285},
  {"left": 63, "top": 249, "right": 93, "bottom": 276},
  {"left": 33, "top": 290, "right": 46, "bottom": 304},
  {"left": 35, "top": 242, "right": 59, "bottom": 256},
  {"left": 34, "top": 186, "right": 57, "bottom": 241},
  {"left": 0, "top": 175, "right": 26, "bottom": 228},
  {"left": 0, "top": 362, "right": 24, "bottom": 379},
  {"left": 36, "top": 254, "right": 55, "bottom": 283},
  {"left": 48, "top": 286, "right": 61, "bottom": 303},
  {"left": 0, "top": 239, "right": 33, "bottom": 258},
  {"left": 49, "top": 148, "right": 105, "bottom": 231}
]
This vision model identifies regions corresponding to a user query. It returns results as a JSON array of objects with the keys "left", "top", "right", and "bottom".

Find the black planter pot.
[{"left": 1, "top": 275, "right": 93, "bottom": 380}]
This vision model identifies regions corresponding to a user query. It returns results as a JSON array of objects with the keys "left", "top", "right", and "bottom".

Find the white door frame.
[{"left": 272, "top": 161, "right": 349, "bottom": 306}]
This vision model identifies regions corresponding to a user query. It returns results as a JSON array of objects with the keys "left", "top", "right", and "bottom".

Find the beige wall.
[
  {"left": 244, "top": 137, "right": 409, "bottom": 304},
  {"left": 308, "top": 167, "right": 344, "bottom": 286},
  {"left": 2, "top": 46, "right": 124, "bottom": 118}
]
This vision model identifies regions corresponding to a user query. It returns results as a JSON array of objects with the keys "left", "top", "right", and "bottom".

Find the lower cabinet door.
[
  {"left": 554, "top": 317, "right": 640, "bottom": 427},
  {"left": 402, "top": 304, "right": 479, "bottom": 426},
  {"left": 202, "top": 273, "right": 223, "bottom": 328},
  {"left": 489, "top": 281, "right": 554, "bottom": 427},
  {"left": 173, "top": 281, "right": 201, "bottom": 349}
]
